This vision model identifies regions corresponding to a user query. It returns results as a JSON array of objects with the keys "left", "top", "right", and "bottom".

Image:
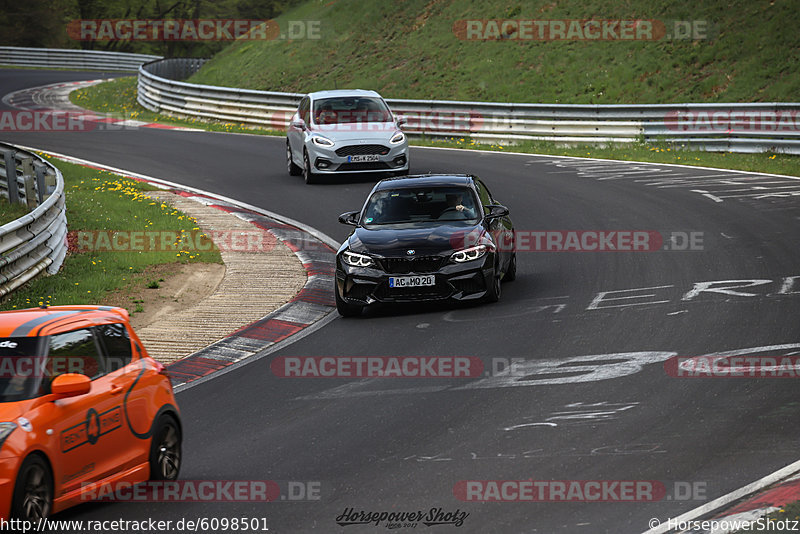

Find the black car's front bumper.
[{"left": 335, "top": 253, "right": 496, "bottom": 305}]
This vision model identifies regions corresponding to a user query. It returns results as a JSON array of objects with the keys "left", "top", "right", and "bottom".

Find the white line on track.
[{"left": 642, "top": 458, "right": 800, "bottom": 533}]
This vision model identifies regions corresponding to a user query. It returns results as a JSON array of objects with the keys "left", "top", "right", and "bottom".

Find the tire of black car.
[
  {"left": 504, "top": 253, "right": 517, "bottom": 282},
  {"left": 485, "top": 263, "right": 502, "bottom": 303},
  {"left": 336, "top": 287, "right": 363, "bottom": 317}
]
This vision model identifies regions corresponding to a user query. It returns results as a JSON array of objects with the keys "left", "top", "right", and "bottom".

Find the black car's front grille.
[
  {"left": 336, "top": 162, "right": 391, "bottom": 171},
  {"left": 374, "top": 279, "right": 452, "bottom": 301},
  {"left": 450, "top": 275, "right": 485, "bottom": 294},
  {"left": 335, "top": 144, "right": 390, "bottom": 156},
  {"left": 379, "top": 256, "right": 445, "bottom": 274}
]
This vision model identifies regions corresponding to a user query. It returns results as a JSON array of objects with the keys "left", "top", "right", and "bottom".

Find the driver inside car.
[{"left": 439, "top": 193, "right": 476, "bottom": 220}]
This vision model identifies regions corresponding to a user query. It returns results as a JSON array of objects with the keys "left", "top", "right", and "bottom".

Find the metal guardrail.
[
  {"left": 0, "top": 143, "right": 68, "bottom": 298},
  {"left": 0, "top": 46, "right": 161, "bottom": 72},
  {"left": 138, "top": 58, "right": 800, "bottom": 154}
]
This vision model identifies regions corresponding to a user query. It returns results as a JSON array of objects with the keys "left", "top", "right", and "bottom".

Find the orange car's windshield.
[{"left": 0, "top": 337, "right": 45, "bottom": 403}]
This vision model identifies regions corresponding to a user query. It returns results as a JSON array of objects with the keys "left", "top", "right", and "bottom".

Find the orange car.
[{"left": 0, "top": 305, "right": 181, "bottom": 520}]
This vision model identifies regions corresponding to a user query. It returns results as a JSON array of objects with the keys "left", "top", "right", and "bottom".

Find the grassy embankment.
[
  {"left": 0, "top": 157, "right": 221, "bottom": 314},
  {"left": 72, "top": 0, "right": 799, "bottom": 175}
]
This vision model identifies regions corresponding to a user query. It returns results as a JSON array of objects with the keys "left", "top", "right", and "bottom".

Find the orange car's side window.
[
  {"left": 95, "top": 323, "right": 133, "bottom": 373},
  {"left": 45, "top": 329, "right": 104, "bottom": 392}
]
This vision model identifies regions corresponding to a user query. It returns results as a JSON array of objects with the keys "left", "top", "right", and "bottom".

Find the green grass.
[
  {"left": 0, "top": 197, "right": 30, "bottom": 226},
  {"left": 187, "top": 0, "right": 799, "bottom": 104},
  {"left": 70, "top": 77, "right": 283, "bottom": 136},
  {"left": 0, "top": 157, "right": 222, "bottom": 312},
  {"left": 734, "top": 500, "right": 800, "bottom": 532}
]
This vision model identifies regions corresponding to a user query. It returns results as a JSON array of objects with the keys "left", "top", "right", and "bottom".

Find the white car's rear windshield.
[{"left": 313, "top": 97, "right": 392, "bottom": 124}]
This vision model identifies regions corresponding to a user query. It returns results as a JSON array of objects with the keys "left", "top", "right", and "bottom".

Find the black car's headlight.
[
  {"left": 312, "top": 135, "right": 335, "bottom": 147},
  {"left": 389, "top": 131, "right": 405, "bottom": 144},
  {"left": 0, "top": 422, "right": 16, "bottom": 449},
  {"left": 342, "top": 250, "right": 375, "bottom": 267},
  {"left": 451, "top": 245, "right": 488, "bottom": 263}
]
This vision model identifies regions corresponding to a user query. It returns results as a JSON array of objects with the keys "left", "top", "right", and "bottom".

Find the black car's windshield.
[
  {"left": 362, "top": 187, "right": 481, "bottom": 225},
  {"left": 0, "top": 337, "right": 44, "bottom": 403},
  {"left": 313, "top": 97, "right": 393, "bottom": 124}
]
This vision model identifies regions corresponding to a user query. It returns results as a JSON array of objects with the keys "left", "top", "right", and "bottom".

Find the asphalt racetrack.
[{"left": 2, "top": 69, "right": 800, "bottom": 533}]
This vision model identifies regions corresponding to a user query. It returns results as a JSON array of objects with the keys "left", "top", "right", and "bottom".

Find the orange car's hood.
[{"left": 0, "top": 399, "right": 35, "bottom": 421}]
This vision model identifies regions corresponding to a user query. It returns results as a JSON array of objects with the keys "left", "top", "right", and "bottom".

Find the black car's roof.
[{"left": 373, "top": 174, "right": 474, "bottom": 190}]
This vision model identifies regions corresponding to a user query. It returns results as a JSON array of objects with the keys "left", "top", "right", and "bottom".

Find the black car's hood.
[{"left": 347, "top": 223, "right": 486, "bottom": 257}]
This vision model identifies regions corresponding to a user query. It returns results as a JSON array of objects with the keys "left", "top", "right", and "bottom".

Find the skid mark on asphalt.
[
  {"left": 540, "top": 159, "right": 800, "bottom": 205},
  {"left": 394, "top": 443, "right": 668, "bottom": 463},
  {"left": 503, "top": 401, "right": 639, "bottom": 431},
  {"left": 295, "top": 343, "right": 800, "bottom": 400}
]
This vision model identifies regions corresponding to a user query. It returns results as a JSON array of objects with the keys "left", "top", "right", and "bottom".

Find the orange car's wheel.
[
  {"left": 11, "top": 455, "right": 52, "bottom": 521},
  {"left": 149, "top": 415, "right": 181, "bottom": 480}
]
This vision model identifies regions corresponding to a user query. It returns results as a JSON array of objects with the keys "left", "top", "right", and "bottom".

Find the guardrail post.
[
  {"left": 2, "top": 150, "right": 20, "bottom": 205},
  {"left": 0, "top": 141, "right": 68, "bottom": 297},
  {"left": 35, "top": 165, "right": 47, "bottom": 204},
  {"left": 44, "top": 168, "right": 57, "bottom": 196},
  {"left": 19, "top": 157, "right": 37, "bottom": 209}
]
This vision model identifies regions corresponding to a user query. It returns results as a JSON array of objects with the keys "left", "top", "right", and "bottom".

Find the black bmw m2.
[{"left": 335, "top": 174, "right": 516, "bottom": 316}]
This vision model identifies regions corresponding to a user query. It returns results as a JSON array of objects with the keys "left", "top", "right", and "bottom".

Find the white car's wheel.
[
  {"left": 303, "top": 150, "right": 319, "bottom": 184},
  {"left": 287, "top": 142, "right": 302, "bottom": 176}
]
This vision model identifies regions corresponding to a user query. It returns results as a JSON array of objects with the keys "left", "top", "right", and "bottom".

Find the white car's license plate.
[
  {"left": 348, "top": 154, "right": 381, "bottom": 163},
  {"left": 389, "top": 275, "right": 435, "bottom": 288}
]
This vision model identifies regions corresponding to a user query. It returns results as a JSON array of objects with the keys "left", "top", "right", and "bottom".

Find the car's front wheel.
[
  {"left": 303, "top": 150, "right": 319, "bottom": 185},
  {"left": 503, "top": 253, "right": 517, "bottom": 282},
  {"left": 287, "top": 142, "right": 302, "bottom": 176},
  {"left": 11, "top": 455, "right": 52, "bottom": 521},
  {"left": 484, "top": 266, "right": 502, "bottom": 303},
  {"left": 149, "top": 414, "right": 182, "bottom": 480},
  {"left": 336, "top": 288, "right": 363, "bottom": 317}
]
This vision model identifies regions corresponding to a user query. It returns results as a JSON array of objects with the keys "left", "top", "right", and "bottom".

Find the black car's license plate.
[{"left": 389, "top": 275, "right": 435, "bottom": 288}]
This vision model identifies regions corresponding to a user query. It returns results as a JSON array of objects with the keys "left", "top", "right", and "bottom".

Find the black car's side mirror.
[
  {"left": 338, "top": 211, "right": 360, "bottom": 226},
  {"left": 484, "top": 204, "right": 510, "bottom": 220}
]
